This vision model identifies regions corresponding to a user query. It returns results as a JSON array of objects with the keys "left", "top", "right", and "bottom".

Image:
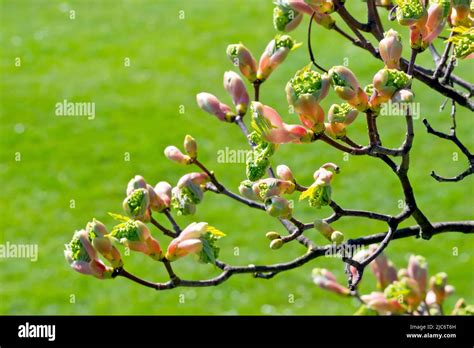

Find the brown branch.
[{"left": 115, "top": 221, "right": 474, "bottom": 291}]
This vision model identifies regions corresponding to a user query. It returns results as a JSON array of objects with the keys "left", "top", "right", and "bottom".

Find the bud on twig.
[
  {"left": 184, "top": 135, "right": 198, "bottom": 159},
  {"left": 257, "top": 35, "right": 301, "bottom": 81},
  {"left": 196, "top": 92, "right": 235, "bottom": 122},
  {"left": 164, "top": 145, "right": 192, "bottom": 164},
  {"left": 226, "top": 43, "right": 258, "bottom": 82},
  {"left": 223, "top": 71, "right": 249, "bottom": 116},
  {"left": 379, "top": 29, "right": 403, "bottom": 69}
]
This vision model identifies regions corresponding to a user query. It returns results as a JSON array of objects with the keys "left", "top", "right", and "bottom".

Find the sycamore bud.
[
  {"left": 85, "top": 220, "right": 122, "bottom": 268},
  {"left": 312, "top": 268, "right": 350, "bottom": 295},
  {"left": 314, "top": 219, "right": 335, "bottom": 240},
  {"left": 273, "top": 4, "right": 303, "bottom": 32},
  {"left": 369, "top": 249, "right": 398, "bottom": 290},
  {"left": 361, "top": 291, "right": 405, "bottom": 315},
  {"left": 109, "top": 220, "right": 162, "bottom": 260},
  {"left": 372, "top": 68, "right": 412, "bottom": 104},
  {"left": 286, "top": 65, "right": 329, "bottom": 130},
  {"left": 126, "top": 175, "right": 147, "bottom": 196},
  {"left": 257, "top": 35, "right": 301, "bottom": 81},
  {"left": 407, "top": 255, "right": 427, "bottom": 296},
  {"left": 196, "top": 92, "right": 235, "bottom": 122},
  {"left": 305, "top": 0, "right": 336, "bottom": 14},
  {"left": 238, "top": 180, "right": 260, "bottom": 201},
  {"left": 165, "top": 222, "right": 208, "bottom": 261},
  {"left": 266, "top": 231, "right": 281, "bottom": 240},
  {"left": 422, "top": 1, "right": 450, "bottom": 45},
  {"left": 226, "top": 43, "right": 258, "bottom": 82},
  {"left": 184, "top": 135, "right": 197, "bottom": 159},
  {"left": 252, "top": 178, "right": 295, "bottom": 200},
  {"left": 379, "top": 29, "right": 403, "bottom": 69},
  {"left": 153, "top": 181, "right": 172, "bottom": 211},
  {"left": 395, "top": 0, "right": 427, "bottom": 26},
  {"left": 269, "top": 238, "right": 284, "bottom": 250},
  {"left": 330, "top": 231, "right": 344, "bottom": 245},
  {"left": 385, "top": 277, "right": 423, "bottom": 311},
  {"left": 123, "top": 188, "right": 150, "bottom": 222},
  {"left": 327, "top": 103, "right": 358, "bottom": 125},
  {"left": 429, "top": 272, "right": 448, "bottom": 304},
  {"left": 264, "top": 196, "right": 293, "bottom": 218},
  {"left": 64, "top": 230, "right": 114, "bottom": 279},
  {"left": 286, "top": 65, "right": 330, "bottom": 106},
  {"left": 223, "top": 71, "right": 249, "bottom": 116},
  {"left": 450, "top": 0, "right": 471, "bottom": 27},
  {"left": 164, "top": 145, "right": 192, "bottom": 165},
  {"left": 328, "top": 66, "right": 368, "bottom": 111},
  {"left": 276, "top": 164, "right": 294, "bottom": 182}
]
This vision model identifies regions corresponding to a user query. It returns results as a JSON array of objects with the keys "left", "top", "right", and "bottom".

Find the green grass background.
[{"left": 0, "top": 0, "right": 472, "bottom": 315}]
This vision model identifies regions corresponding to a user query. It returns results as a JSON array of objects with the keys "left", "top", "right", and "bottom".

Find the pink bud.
[
  {"left": 423, "top": 2, "right": 448, "bottom": 45},
  {"left": 252, "top": 178, "right": 295, "bottom": 199},
  {"left": 407, "top": 255, "right": 427, "bottom": 296},
  {"left": 177, "top": 172, "right": 209, "bottom": 188},
  {"left": 226, "top": 43, "right": 258, "bottom": 82},
  {"left": 361, "top": 292, "right": 405, "bottom": 315},
  {"left": 324, "top": 122, "right": 346, "bottom": 139},
  {"left": 165, "top": 222, "right": 208, "bottom": 261},
  {"left": 196, "top": 92, "right": 235, "bottom": 122},
  {"left": 369, "top": 251, "right": 398, "bottom": 289},
  {"left": 276, "top": 164, "right": 294, "bottom": 182},
  {"left": 154, "top": 181, "right": 172, "bottom": 210},
  {"left": 379, "top": 29, "right": 403, "bottom": 69},
  {"left": 223, "top": 71, "right": 249, "bottom": 116},
  {"left": 312, "top": 268, "right": 350, "bottom": 296},
  {"left": 126, "top": 175, "right": 147, "bottom": 196},
  {"left": 251, "top": 102, "right": 311, "bottom": 144},
  {"left": 164, "top": 146, "right": 191, "bottom": 164},
  {"left": 257, "top": 35, "right": 299, "bottom": 81}
]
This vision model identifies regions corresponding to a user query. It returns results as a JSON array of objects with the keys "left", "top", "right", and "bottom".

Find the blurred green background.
[{"left": 0, "top": 0, "right": 473, "bottom": 315}]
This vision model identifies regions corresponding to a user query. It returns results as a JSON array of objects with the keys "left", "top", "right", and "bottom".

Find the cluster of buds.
[
  {"left": 171, "top": 172, "right": 210, "bottom": 215},
  {"left": 313, "top": 219, "right": 345, "bottom": 244},
  {"left": 64, "top": 220, "right": 124, "bottom": 279},
  {"left": 448, "top": 26, "right": 474, "bottom": 59},
  {"left": 165, "top": 222, "right": 225, "bottom": 264},
  {"left": 227, "top": 35, "right": 300, "bottom": 84},
  {"left": 369, "top": 68, "right": 413, "bottom": 109},
  {"left": 299, "top": 162, "right": 338, "bottom": 208},
  {"left": 286, "top": 64, "right": 330, "bottom": 133},
  {"left": 196, "top": 71, "right": 249, "bottom": 121},
  {"left": 328, "top": 66, "right": 369, "bottom": 112},
  {"left": 325, "top": 103, "right": 358, "bottom": 139},
  {"left": 395, "top": 0, "right": 451, "bottom": 51},
  {"left": 123, "top": 175, "right": 172, "bottom": 222},
  {"left": 108, "top": 219, "right": 163, "bottom": 260},
  {"left": 313, "top": 248, "right": 468, "bottom": 315}
]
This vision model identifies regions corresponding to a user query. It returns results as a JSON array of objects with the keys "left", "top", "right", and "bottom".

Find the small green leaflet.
[{"left": 108, "top": 212, "right": 130, "bottom": 222}]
